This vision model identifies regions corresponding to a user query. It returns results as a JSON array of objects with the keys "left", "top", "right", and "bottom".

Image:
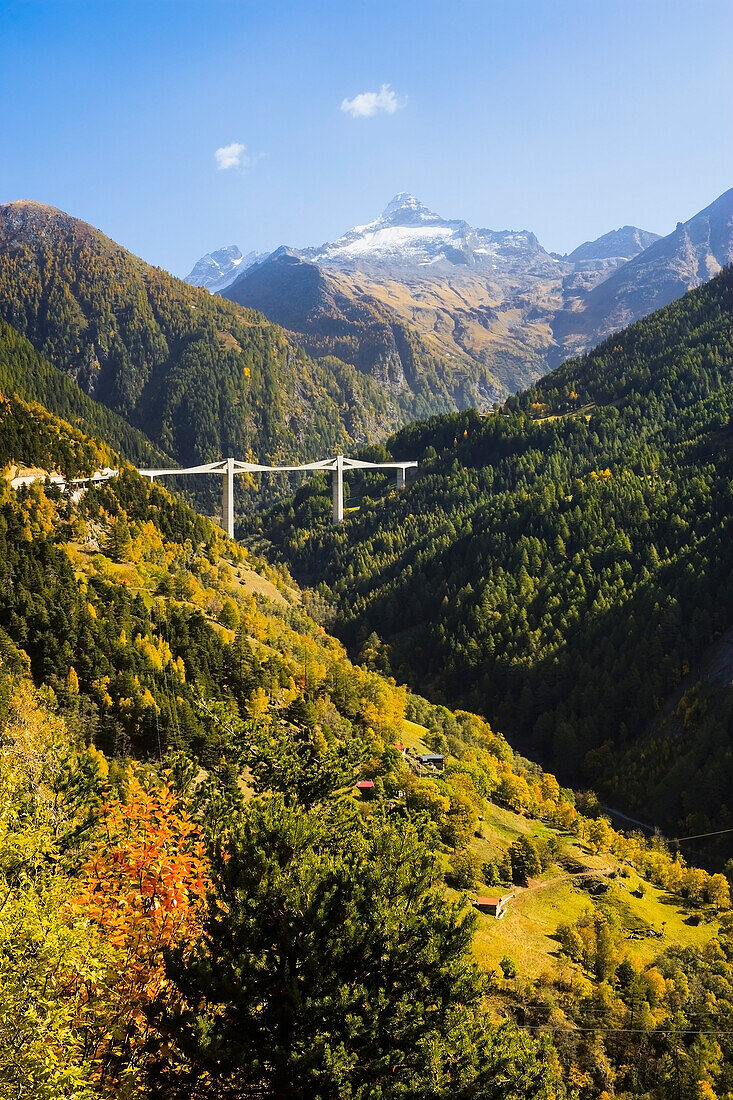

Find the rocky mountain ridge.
[
  {"left": 555, "top": 186, "right": 733, "bottom": 358},
  {"left": 194, "top": 192, "right": 655, "bottom": 286},
  {"left": 192, "top": 188, "right": 733, "bottom": 391},
  {"left": 564, "top": 224, "right": 661, "bottom": 264},
  {"left": 300, "top": 192, "right": 562, "bottom": 278},
  {"left": 219, "top": 194, "right": 626, "bottom": 392}
]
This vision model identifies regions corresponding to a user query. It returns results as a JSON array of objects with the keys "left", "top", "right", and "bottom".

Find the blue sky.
[{"left": 2, "top": 0, "right": 732, "bottom": 275}]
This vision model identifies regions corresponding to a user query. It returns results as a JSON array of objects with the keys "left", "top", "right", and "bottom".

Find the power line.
[
  {"left": 604, "top": 806, "right": 733, "bottom": 846},
  {"left": 673, "top": 827, "right": 733, "bottom": 843},
  {"left": 511, "top": 1001, "right": 733, "bottom": 1025},
  {"left": 515, "top": 1023, "right": 733, "bottom": 1036}
]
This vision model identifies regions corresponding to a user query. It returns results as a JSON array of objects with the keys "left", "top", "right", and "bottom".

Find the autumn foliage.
[{"left": 71, "top": 776, "right": 209, "bottom": 1092}]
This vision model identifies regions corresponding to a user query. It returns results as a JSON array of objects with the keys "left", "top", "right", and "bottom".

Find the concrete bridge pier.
[
  {"left": 332, "top": 454, "right": 345, "bottom": 524},
  {"left": 222, "top": 457, "right": 235, "bottom": 538}
]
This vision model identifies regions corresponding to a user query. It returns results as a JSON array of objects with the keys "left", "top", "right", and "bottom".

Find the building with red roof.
[{"left": 473, "top": 895, "right": 511, "bottom": 918}]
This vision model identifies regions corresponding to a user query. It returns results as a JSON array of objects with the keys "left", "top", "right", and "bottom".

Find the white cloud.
[
  {"left": 340, "top": 84, "right": 404, "bottom": 119},
  {"left": 215, "top": 142, "right": 252, "bottom": 171}
]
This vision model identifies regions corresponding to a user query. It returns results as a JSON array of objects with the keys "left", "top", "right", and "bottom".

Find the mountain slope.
[
  {"left": 304, "top": 192, "right": 560, "bottom": 275},
  {"left": 5, "top": 328, "right": 733, "bottom": 1100},
  {"left": 225, "top": 193, "right": 572, "bottom": 394},
  {"left": 225, "top": 247, "right": 503, "bottom": 408},
  {"left": 0, "top": 201, "right": 420, "bottom": 478},
  {"left": 565, "top": 225, "right": 661, "bottom": 263},
  {"left": 212, "top": 189, "right": 733, "bottom": 392},
  {"left": 554, "top": 186, "right": 733, "bottom": 359},
  {"left": 0, "top": 316, "right": 167, "bottom": 465},
  {"left": 259, "top": 265, "right": 733, "bottom": 852}
]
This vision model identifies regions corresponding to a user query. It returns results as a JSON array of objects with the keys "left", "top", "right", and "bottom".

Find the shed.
[
  {"left": 356, "top": 779, "right": 375, "bottom": 796},
  {"left": 418, "top": 753, "right": 444, "bottom": 770},
  {"left": 395, "top": 743, "right": 406, "bottom": 755},
  {"left": 473, "top": 895, "right": 510, "bottom": 919}
]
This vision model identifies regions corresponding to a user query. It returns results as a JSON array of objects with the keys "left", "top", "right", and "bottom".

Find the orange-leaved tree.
[{"left": 71, "top": 773, "right": 209, "bottom": 1095}]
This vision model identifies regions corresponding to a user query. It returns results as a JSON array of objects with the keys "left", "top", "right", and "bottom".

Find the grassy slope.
[
  {"left": 391, "top": 717, "right": 718, "bottom": 979},
  {"left": 468, "top": 803, "right": 719, "bottom": 979}
]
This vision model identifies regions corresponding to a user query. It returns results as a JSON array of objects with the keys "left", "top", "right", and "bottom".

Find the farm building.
[
  {"left": 417, "top": 753, "right": 444, "bottom": 770},
  {"left": 473, "top": 896, "right": 511, "bottom": 918}
]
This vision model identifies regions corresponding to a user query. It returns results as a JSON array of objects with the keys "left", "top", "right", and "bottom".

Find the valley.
[
  {"left": 258, "top": 262, "right": 733, "bottom": 869},
  {"left": 3, "top": 201, "right": 733, "bottom": 1096},
  {"left": 6, "top": 3, "right": 733, "bottom": 1095},
  {"left": 2, "top": 385, "right": 733, "bottom": 1096}
]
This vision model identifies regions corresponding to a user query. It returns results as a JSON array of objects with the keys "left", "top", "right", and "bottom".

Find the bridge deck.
[{"left": 139, "top": 454, "right": 418, "bottom": 536}]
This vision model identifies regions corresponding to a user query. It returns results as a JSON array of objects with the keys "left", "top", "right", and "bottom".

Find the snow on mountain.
[
  {"left": 315, "top": 222, "right": 455, "bottom": 265},
  {"left": 302, "top": 193, "right": 561, "bottom": 276},
  {"left": 566, "top": 225, "right": 661, "bottom": 265},
  {"left": 189, "top": 196, "right": 663, "bottom": 295},
  {"left": 192, "top": 196, "right": 659, "bottom": 294},
  {"left": 223, "top": 194, "right": 662, "bottom": 395},
  {"left": 184, "top": 245, "right": 266, "bottom": 293}
]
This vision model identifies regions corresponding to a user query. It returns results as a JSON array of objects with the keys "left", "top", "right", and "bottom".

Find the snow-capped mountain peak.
[
  {"left": 303, "top": 194, "right": 557, "bottom": 274},
  {"left": 184, "top": 245, "right": 267, "bottom": 293},
  {"left": 566, "top": 225, "right": 661, "bottom": 265},
  {"left": 377, "top": 193, "right": 446, "bottom": 227}
]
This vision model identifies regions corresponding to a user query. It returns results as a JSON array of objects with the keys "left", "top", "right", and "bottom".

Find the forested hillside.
[
  {"left": 0, "top": 201, "right": 463, "bottom": 482},
  {"left": 0, "top": 316, "right": 167, "bottom": 465},
  {"left": 7, "top": 379, "right": 733, "bottom": 1097},
  {"left": 259, "top": 264, "right": 733, "bottom": 857}
]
